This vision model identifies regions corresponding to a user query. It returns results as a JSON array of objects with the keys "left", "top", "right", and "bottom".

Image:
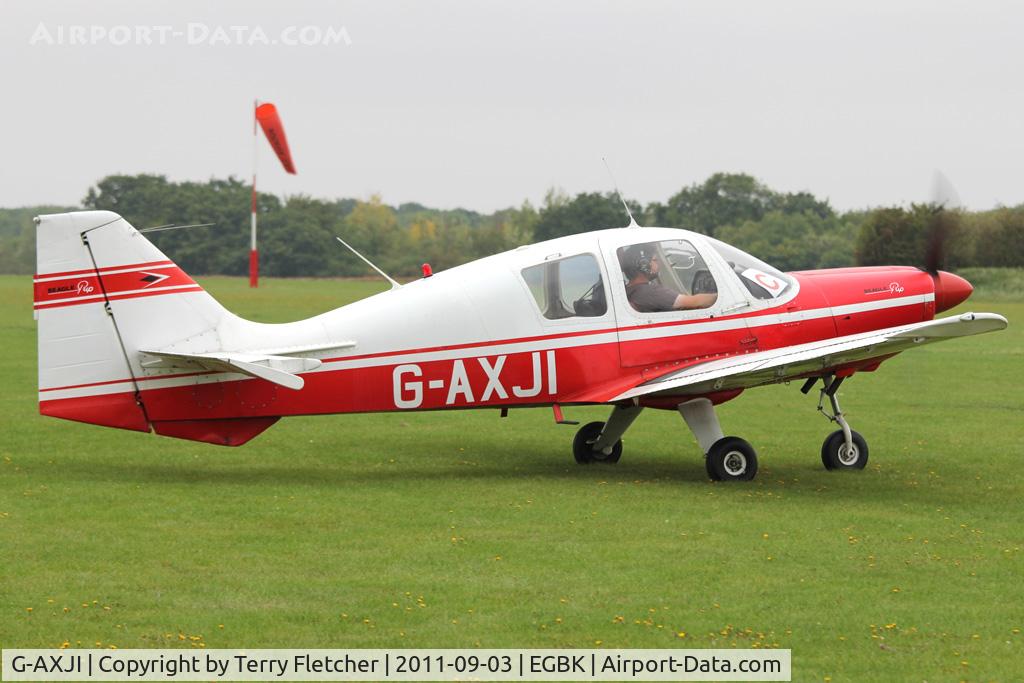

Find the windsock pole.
[
  {"left": 249, "top": 100, "right": 295, "bottom": 287},
  {"left": 250, "top": 99, "right": 259, "bottom": 288}
]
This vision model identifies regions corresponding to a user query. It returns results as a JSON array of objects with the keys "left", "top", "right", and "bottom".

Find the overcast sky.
[{"left": 2, "top": 0, "right": 1022, "bottom": 214}]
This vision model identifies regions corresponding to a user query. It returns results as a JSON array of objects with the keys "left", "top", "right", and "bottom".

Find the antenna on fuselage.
[
  {"left": 602, "top": 157, "right": 639, "bottom": 228},
  {"left": 335, "top": 236, "right": 402, "bottom": 290}
]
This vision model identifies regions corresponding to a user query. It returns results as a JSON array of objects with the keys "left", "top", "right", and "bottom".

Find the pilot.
[{"left": 621, "top": 244, "right": 718, "bottom": 313}]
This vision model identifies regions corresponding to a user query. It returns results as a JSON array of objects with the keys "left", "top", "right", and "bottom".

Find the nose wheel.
[
  {"left": 809, "top": 374, "right": 870, "bottom": 471},
  {"left": 821, "top": 429, "right": 869, "bottom": 469}
]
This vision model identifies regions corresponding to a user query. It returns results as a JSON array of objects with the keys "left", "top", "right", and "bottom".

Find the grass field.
[{"left": 1, "top": 273, "right": 1022, "bottom": 681}]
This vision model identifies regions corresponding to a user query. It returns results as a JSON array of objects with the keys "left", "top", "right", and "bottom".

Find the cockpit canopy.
[{"left": 518, "top": 228, "right": 796, "bottom": 321}]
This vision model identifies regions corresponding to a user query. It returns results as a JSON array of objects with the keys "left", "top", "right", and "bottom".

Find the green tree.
[
  {"left": 261, "top": 195, "right": 346, "bottom": 277},
  {"left": 969, "top": 206, "right": 1024, "bottom": 267},
  {"left": 653, "top": 173, "right": 832, "bottom": 236},
  {"left": 654, "top": 173, "right": 773, "bottom": 235},
  {"left": 533, "top": 190, "right": 637, "bottom": 242},
  {"left": 17, "top": 169, "right": 1020, "bottom": 278},
  {"left": 0, "top": 205, "right": 78, "bottom": 274},
  {"left": 340, "top": 195, "right": 403, "bottom": 276},
  {"left": 855, "top": 205, "right": 965, "bottom": 269},
  {"left": 717, "top": 211, "right": 857, "bottom": 271},
  {"left": 83, "top": 174, "right": 279, "bottom": 275}
]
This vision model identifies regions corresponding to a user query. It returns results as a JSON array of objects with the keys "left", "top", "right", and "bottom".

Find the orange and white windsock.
[{"left": 251, "top": 101, "right": 297, "bottom": 287}]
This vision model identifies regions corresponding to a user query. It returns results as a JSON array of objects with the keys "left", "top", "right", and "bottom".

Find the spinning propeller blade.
[{"left": 923, "top": 171, "right": 961, "bottom": 275}]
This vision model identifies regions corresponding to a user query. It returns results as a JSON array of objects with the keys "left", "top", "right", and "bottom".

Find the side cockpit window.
[
  {"left": 617, "top": 240, "right": 719, "bottom": 313},
  {"left": 522, "top": 253, "right": 607, "bottom": 320}
]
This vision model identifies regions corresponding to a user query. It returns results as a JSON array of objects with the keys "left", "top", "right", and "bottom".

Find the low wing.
[{"left": 613, "top": 312, "right": 1008, "bottom": 402}]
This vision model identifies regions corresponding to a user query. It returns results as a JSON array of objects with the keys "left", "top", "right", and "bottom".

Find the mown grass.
[{"left": 0, "top": 274, "right": 1021, "bottom": 681}]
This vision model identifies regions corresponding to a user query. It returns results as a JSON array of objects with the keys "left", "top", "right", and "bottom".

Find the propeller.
[
  {"left": 924, "top": 172, "right": 973, "bottom": 312},
  {"left": 923, "top": 171, "right": 961, "bottom": 275}
]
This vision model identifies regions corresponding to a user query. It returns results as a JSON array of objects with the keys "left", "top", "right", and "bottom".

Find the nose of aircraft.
[{"left": 933, "top": 270, "right": 973, "bottom": 313}]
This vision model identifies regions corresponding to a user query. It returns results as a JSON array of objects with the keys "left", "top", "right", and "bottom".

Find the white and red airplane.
[{"left": 33, "top": 210, "right": 1006, "bottom": 480}]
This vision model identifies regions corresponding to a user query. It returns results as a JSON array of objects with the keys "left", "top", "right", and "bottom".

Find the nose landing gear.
[{"left": 808, "top": 374, "right": 870, "bottom": 470}]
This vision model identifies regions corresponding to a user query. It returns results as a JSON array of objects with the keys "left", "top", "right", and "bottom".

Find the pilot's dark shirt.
[{"left": 626, "top": 281, "right": 678, "bottom": 312}]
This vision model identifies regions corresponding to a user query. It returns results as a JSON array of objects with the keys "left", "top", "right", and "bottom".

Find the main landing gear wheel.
[
  {"left": 821, "top": 429, "right": 869, "bottom": 470},
  {"left": 706, "top": 436, "right": 758, "bottom": 481},
  {"left": 573, "top": 421, "right": 622, "bottom": 464}
]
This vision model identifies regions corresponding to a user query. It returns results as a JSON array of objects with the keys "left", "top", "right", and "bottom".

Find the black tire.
[
  {"left": 706, "top": 437, "right": 758, "bottom": 481},
  {"left": 705, "top": 451, "right": 717, "bottom": 480},
  {"left": 820, "top": 429, "right": 868, "bottom": 470},
  {"left": 572, "top": 421, "right": 622, "bottom": 464}
]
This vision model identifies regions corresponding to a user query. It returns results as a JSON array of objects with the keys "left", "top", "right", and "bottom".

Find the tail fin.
[{"left": 34, "top": 211, "right": 279, "bottom": 445}]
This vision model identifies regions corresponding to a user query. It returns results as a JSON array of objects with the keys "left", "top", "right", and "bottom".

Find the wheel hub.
[
  {"left": 723, "top": 450, "right": 747, "bottom": 476},
  {"left": 838, "top": 443, "right": 859, "bottom": 466}
]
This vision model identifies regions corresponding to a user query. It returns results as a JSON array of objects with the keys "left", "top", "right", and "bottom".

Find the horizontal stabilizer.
[{"left": 139, "top": 349, "right": 324, "bottom": 390}]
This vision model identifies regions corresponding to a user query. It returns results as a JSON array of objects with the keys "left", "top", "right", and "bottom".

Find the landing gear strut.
[
  {"left": 678, "top": 398, "right": 759, "bottom": 481},
  {"left": 569, "top": 398, "right": 761, "bottom": 480},
  {"left": 813, "top": 374, "right": 869, "bottom": 470},
  {"left": 572, "top": 404, "right": 643, "bottom": 464}
]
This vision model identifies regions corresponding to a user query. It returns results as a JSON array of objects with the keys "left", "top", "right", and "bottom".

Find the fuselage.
[{"left": 118, "top": 227, "right": 964, "bottom": 423}]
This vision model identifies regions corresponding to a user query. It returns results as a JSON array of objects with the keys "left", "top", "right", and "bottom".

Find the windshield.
[{"left": 706, "top": 236, "right": 794, "bottom": 300}]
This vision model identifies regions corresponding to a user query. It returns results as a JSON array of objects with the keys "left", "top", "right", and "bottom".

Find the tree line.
[{"left": 1, "top": 172, "right": 1021, "bottom": 276}]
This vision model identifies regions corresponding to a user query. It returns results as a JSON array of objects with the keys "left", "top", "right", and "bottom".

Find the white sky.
[{"left": 1, "top": 0, "right": 1022, "bottom": 213}]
